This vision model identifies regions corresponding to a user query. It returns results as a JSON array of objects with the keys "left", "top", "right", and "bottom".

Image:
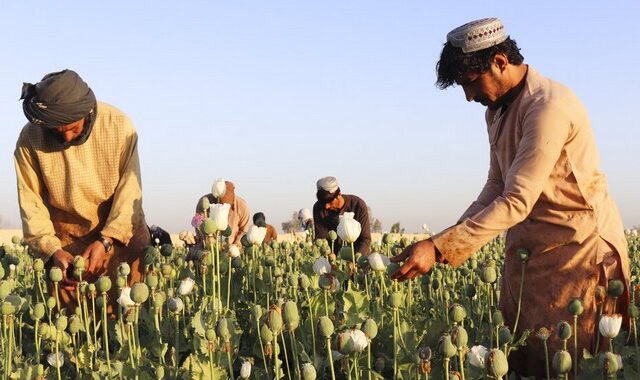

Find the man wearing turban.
[
  {"left": 390, "top": 18, "right": 629, "bottom": 377},
  {"left": 313, "top": 176, "right": 371, "bottom": 256},
  {"left": 15, "top": 69, "right": 150, "bottom": 313}
]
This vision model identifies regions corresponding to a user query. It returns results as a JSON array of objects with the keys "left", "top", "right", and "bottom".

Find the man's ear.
[{"left": 493, "top": 53, "right": 509, "bottom": 72}]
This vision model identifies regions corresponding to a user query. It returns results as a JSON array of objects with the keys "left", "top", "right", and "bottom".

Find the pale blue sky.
[{"left": 1, "top": 1, "right": 638, "bottom": 233}]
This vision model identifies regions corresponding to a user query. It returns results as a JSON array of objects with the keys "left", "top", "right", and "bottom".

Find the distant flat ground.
[{"left": 0, "top": 229, "right": 429, "bottom": 247}]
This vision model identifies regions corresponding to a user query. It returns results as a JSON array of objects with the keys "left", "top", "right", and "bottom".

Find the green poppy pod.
[
  {"left": 264, "top": 255, "right": 276, "bottom": 267},
  {"left": 167, "top": 297, "right": 184, "bottom": 314},
  {"left": 451, "top": 325, "right": 468, "bottom": 348},
  {"left": 153, "top": 292, "right": 166, "bottom": 309},
  {"left": 55, "top": 315, "right": 68, "bottom": 331},
  {"left": 516, "top": 248, "right": 530, "bottom": 263},
  {"left": 492, "top": 310, "right": 504, "bottom": 327},
  {"left": 318, "top": 274, "right": 334, "bottom": 291},
  {"left": 251, "top": 305, "right": 263, "bottom": 322},
  {"left": 481, "top": 266, "right": 497, "bottom": 284},
  {"left": 431, "top": 269, "right": 443, "bottom": 280},
  {"left": 32, "top": 303, "right": 46, "bottom": 320},
  {"left": 320, "top": 246, "right": 331, "bottom": 256},
  {"left": 115, "top": 276, "right": 127, "bottom": 289},
  {"left": 298, "top": 274, "right": 311, "bottom": 289},
  {"left": 260, "top": 323, "right": 274, "bottom": 343},
  {"left": 205, "top": 327, "right": 216, "bottom": 341},
  {"left": 498, "top": 325, "right": 513, "bottom": 344},
  {"left": 431, "top": 278, "right": 441, "bottom": 290},
  {"left": 599, "top": 351, "right": 619, "bottom": 375},
  {"left": 568, "top": 298, "right": 584, "bottom": 316},
  {"left": 46, "top": 297, "right": 56, "bottom": 310},
  {"left": 283, "top": 301, "right": 300, "bottom": 330},
  {"left": 199, "top": 197, "right": 210, "bottom": 211},
  {"left": 143, "top": 246, "right": 158, "bottom": 266},
  {"left": 438, "top": 334, "right": 457, "bottom": 358},
  {"left": 145, "top": 272, "right": 159, "bottom": 289},
  {"left": 273, "top": 267, "right": 283, "bottom": 278},
  {"left": 468, "top": 258, "right": 478, "bottom": 269},
  {"left": 201, "top": 219, "right": 216, "bottom": 235},
  {"left": 117, "top": 262, "right": 131, "bottom": 277},
  {"left": 73, "top": 256, "right": 85, "bottom": 271},
  {"left": 1, "top": 302, "right": 15, "bottom": 315},
  {"left": 221, "top": 225, "right": 233, "bottom": 237},
  {"left": 552, "top": 349, "right": 572, "bottom": 375},
  {"left": 68, "top": 315, "right": 82, "bottom": 335},
  {"left": 318, "top": 316, "right": 334, "bottom": 338},
  {"left": 49, "top": 267, "right": 63, "bottom": 283},
  {"left": 357, "top": 254, "right": 369, "bottom": 268},
  {"left": 33, "top": 259, "right": 45, "bottom": 272},
  {"left": 231, "top": 256, "right": 243, "bottom": 269},
  {"left": 607, "top": 279, "right": 625, "bottom": 298},
  {"left": 160, "top": 243, "right": 173, "bottom": 257},
  {"left": 361, "top": 318, "right": 378, "bottom": 340},
  {"left": 0, "top": 281, "right": 13, "bottom": 300},
  {"left": 302, "top": 363, "right": 317, "bottom": 380},
  {"left": 556, "top": 321, "right": 572, "bottom": 340},
  {"left": 386, "top": 262, "right": 401, "bottom": 277},
  {"left": 339, "top": 246, "right": 354, "bottom": 261},
  {"left": 327, "top": 231, "right": 338, "bottom": 241},
  {"left": 630, "top": 305, "right": 639, "bottom": 318},
  {"left": 267, "top": 307, "right": 283, "bottom": 333},
  {"left": 400, "top": 237, "right": 410, "bottom": 248},
  {"left": 130, "top": 283, "right": 150, "bottom": 304},
  {"left": 448, "top": 303, "right": 467, "bottom": 323},
  {"left": 389, "top": 292, "right": 404, "bottom": 309},
  {"left": 217, "top": 318, "right": 233, "bottom": 341},
  {"left": 486, "top": 348, "right": 509, "bottom": 378},
  {"left": 161, "top": 264, "right": 172, "bottom": 277}
]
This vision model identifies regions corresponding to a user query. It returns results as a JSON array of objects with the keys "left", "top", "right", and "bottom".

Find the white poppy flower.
[
  {"left": 468, "top": 345, "right": 488, "bottom": 368},
  {"left": 47, "top": 352, "right": 64, "bottom": 368},
  {"left": 212, "top": 178, "right": 227, "bottom": 198},
  {"left": 228, "top": 245, "right": 241, "bottom": 258},
  {"left": 367, "top": 252, "right": 390, "bottom": 271},
  {"left": 209, "top": 203, "right": 231, "bottom": 232},
  {"left": 337, "top": 212, "right": 361, "bottom": 243},
  {"left": 599, "top": 314, "right": 623, "bottom": 339},
  {"left": 240, "top": 360, "right": 252, "bottom": 379},
  {"left": 178, "top": 278, "right": 195, "bottom": 296},
  {"left": 117, "top": 287, "right": 135, "bottom": 307},
  {"left": 246, "top": 225, "right": 267, "bottom": 245},
  {"left": 312, "top": 257, "right": 332, "bottom": 276},
  {"left": 349, "top": 328, "right": 369, "bottom": 352}
]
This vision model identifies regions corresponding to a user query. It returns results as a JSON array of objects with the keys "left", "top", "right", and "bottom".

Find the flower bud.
[
  {"left": 448, "top": 303, "right": 466, "bottom": 323},
  {"left": 130, "top": 283, "right": 149, "bottom": 304},
  {"left": 298, "top": 274, "right": 311, "bottom": 289},
  {"left": 318, "top": 316, "right": 334, "bottom": 338},
  {"left": 327, "top": 231, "right": 337, "bottom": 241},
  {"left": 486, "top": 348, "right": 509, "bottom": 378},
  {"left": 552, "top": 349, "right": 572, "bottom": 375},
  {"left": 361, "top": 318, "right": 378, "bottom": 340},
  {"left": 556, "top": 321, "right": 572, "bottom": 340},
  {"left": 201, "top": 219, "right": 217, "bottom": 235},
  {"left": 438, "top": 334, "right": 457, "bottom": 358},
  {"left": 49, "top": 267, "right": 63, "bottom": 283}
]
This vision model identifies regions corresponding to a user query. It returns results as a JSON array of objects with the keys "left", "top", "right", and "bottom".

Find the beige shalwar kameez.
[
  {"left": 431, "top": 67, "right": 630, "bottom": 377},
  {"left": 14, "top": 102, "right": 150, "bottom": 313}
]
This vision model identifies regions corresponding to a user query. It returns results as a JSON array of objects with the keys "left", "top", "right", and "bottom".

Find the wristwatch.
[{"left": 98, "top": 236, "right": 113, "bottom": 253}]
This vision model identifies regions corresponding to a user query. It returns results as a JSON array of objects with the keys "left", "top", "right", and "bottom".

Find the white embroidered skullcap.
[
  {"left": 316, "top": 176, "right": 339, "bottom": 193},
  {"left": 447, "top": 18, "right": 507, "bottom": 53}
]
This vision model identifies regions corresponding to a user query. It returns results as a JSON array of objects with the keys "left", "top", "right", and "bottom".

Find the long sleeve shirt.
[
  {"left": 313, "top": 194, "right": 371, "bottom": 255},
  {"left": 14, "top": 102, "right": 149, "bottom": 260}
]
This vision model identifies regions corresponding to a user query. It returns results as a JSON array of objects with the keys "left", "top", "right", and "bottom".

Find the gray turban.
[{"left": 20, "top": 69, "right": 96, "bottom": 129}]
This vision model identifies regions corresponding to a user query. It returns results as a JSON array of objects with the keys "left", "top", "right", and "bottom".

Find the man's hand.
[
  {"left": 51, "top": 249, "right": 78, "bottom": 291},
  {"left": 390, "top": 239, "right": 438, "bottom": 281},
  {"left": 81, "top": 240, "right": 107, "bottom": 280}
]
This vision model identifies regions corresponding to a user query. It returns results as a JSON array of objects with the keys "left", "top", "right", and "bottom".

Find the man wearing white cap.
[
  {"left": 313, "top": 176, "right": 371, "bottom": 255},
  {"left": 391, "top": 18, "right": 629, "bottom": 377}
]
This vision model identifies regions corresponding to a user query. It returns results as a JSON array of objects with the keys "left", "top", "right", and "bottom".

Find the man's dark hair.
[
  {"left": 253, "top": 212, "right": 266, "bottom": 227},
  {"left": 436, "top": 37, "right": 524, "bottom": 89}
]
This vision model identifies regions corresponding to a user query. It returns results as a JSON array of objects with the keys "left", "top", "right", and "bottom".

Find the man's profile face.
[
  {"left": 53, "top": 118, "right": 85, "bottom": 143},
  {"left": 456, "top": 63, "right": 507, "bottom": 110},
  {"left": 324, "top": 194, "right": 344, "bottom": 211}
]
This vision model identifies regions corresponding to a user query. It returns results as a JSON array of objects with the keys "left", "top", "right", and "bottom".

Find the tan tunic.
[
  {"left": 15, "top": 102, "right": 150, "bottom": 312},
  {"left": 196, "top": 193, "right": 251, "bottom": 246},
  {"left": 431, "top": 67, "right": 630, "bottom": 376},
  {"left": 264, "top": 223, "right": 278, "bottom": 244}
]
